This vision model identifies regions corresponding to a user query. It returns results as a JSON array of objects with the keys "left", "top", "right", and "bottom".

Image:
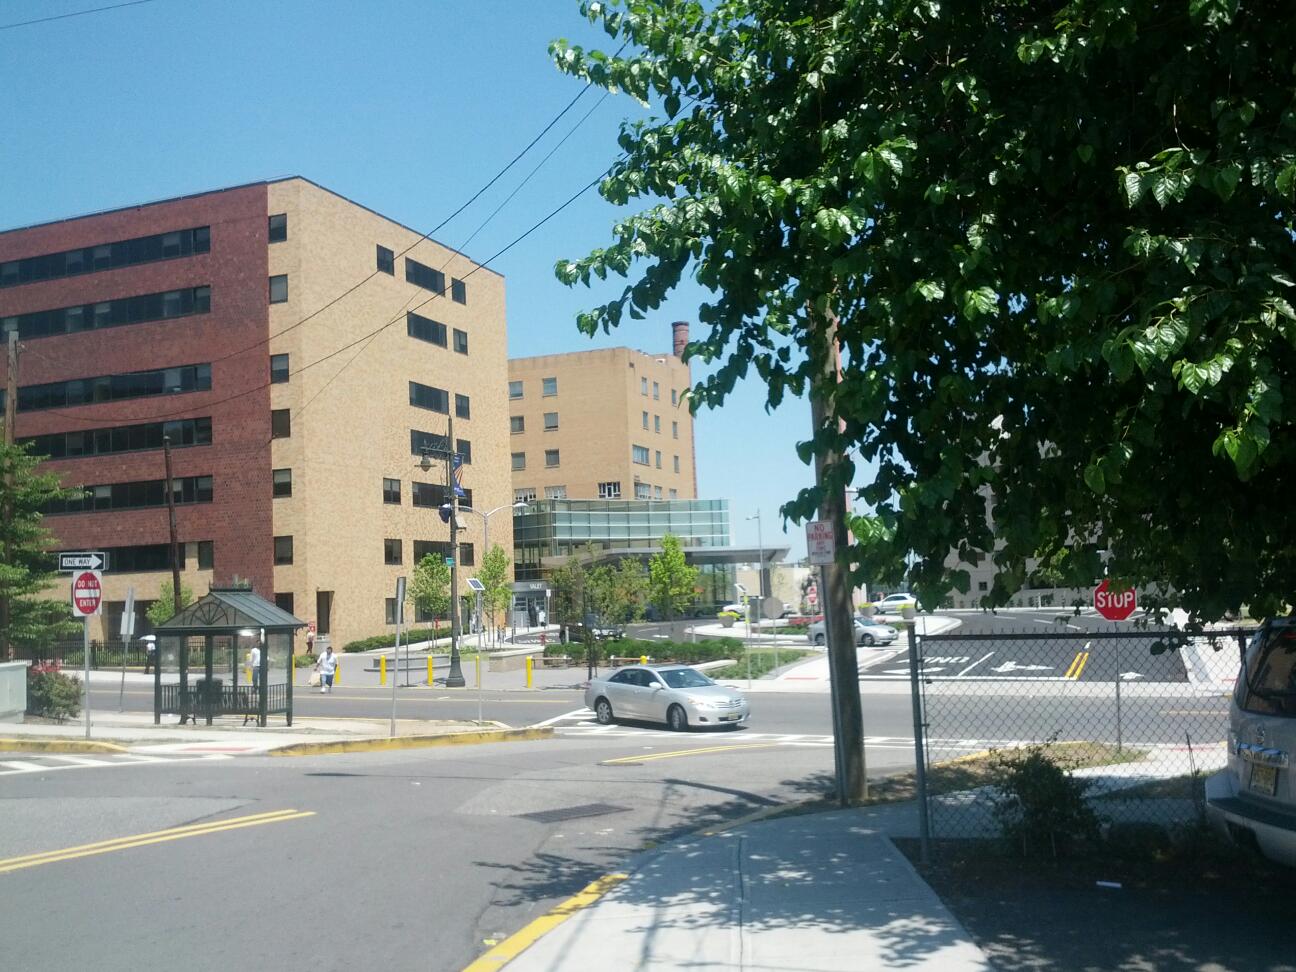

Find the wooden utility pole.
[
  {"left": 163, "top": 435, "right": 182, "bottom": 614},
  {"left": 808, "top": 310, "right": 867, "bottom": 805}
]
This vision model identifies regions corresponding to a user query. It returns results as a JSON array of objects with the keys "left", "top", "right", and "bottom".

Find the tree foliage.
[
  {"left": 588, "top": 558, "right": 648, "bottom": 627},
  {"left": 145, "top": 580, "right": 194, "bottom": 629},
  {"left": 0, "top": 443, "right": 82, "bottom": 655},
  {"left": 553, "top": 0, "right": 1296, "bottom": 621},
  {"left": 411, "top": 554, "right": 450, "bottom": 627},
  {"left": 647, "top": 533, "right": 699, "bottom": 619},
  {"left": 476, "top": 543, "right": 513, "bottom": 624}
]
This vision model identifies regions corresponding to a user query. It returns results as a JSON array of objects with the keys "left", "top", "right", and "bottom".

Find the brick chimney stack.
[{"left": 671, "top": 320, "right": 689, "bottom": 358}]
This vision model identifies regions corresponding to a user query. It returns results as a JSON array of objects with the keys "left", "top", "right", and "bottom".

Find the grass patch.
[
  {"left": 710, "top": 647, "right": 814, "bottom": 680},
  {"left": 1097, "top": 772, "right": 1206, "bottom": 802},
  {"left": 863, "top": 741, "right": 1147, "bottom": 805}
]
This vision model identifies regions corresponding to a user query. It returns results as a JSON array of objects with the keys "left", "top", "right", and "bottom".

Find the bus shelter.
[{"left": 152, "top": 587, "right": 304, "bottom": 727}]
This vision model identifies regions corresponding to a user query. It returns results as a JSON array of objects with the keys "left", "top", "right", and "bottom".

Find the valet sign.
[
  {"left": 1094, "top": 579, "right": 1137, "bottom": 622},
  {"left": 71, "top": 570, "right": 104, "bottom": 617}
]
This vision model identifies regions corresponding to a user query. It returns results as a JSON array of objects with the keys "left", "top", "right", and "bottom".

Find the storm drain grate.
[{"left": 517, "top": 802, "right": 631, "bottom": 824}]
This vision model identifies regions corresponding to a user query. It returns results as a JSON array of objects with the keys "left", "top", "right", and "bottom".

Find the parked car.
[
  {"left": 1207, "top": 618, "right": 1296, "bottom": 867},
  {"left": 584, "top": 664, "right": 749, "bottom": 731},
  {"left": 875, "top": 592, "right": 919, "bottom": 611},
  {"left": 806, "top": 617, "right": 899, "bottom": 647},
  {"left": 721, "top": 602, "right": 748, "bottom": 616}
]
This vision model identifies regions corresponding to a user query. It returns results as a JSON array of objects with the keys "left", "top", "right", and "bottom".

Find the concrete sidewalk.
[{"left": 487, "top": 807, "right": 989, "bottom": 971}]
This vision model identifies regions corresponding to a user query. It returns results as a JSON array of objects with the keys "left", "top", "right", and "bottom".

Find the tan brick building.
[
  {"left": 507, "top": 323, "right": 697, "bottom": 503},
  {"left": 0, "top": 177, "right": 510, "bottom": 649}
]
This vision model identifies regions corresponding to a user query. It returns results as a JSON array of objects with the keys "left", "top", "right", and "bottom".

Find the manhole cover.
[{"left": 517, "top": 802, "right": 631, "bottom": 824}]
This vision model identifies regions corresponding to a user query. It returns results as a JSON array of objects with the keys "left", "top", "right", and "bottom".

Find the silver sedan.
[
  {"left": 584, "top": 665, "right": 750, "bottom": 731},
  {"left": 806, "top": 617, "right": 899, "bottom": 647}
]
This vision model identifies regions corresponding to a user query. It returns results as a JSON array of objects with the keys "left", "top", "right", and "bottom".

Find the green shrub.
[
  {"left": 341, "top": 627, "right": 447, "bottom": 653},
  {"left": 293, "top": 654, "right": 317, "bottom": 668},
  {"left": 27, "top": 664, "right": 82, "bottom": 722},
  {"left": 991, "top": 740, "right": 1102, "bottom": 856}
]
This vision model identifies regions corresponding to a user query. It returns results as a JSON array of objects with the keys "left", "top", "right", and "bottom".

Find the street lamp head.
[{"left": 511, "top": 501, "right": 529, "bottom": 510}]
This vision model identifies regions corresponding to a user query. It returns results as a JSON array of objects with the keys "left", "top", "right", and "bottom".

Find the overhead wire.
[{"left": 0, "top": 0, "right": 158, "bottom": 32}]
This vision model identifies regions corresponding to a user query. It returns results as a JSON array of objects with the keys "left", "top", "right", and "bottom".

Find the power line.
[{"left": 0, "top": 0, "right": 158, "bottom": 31}]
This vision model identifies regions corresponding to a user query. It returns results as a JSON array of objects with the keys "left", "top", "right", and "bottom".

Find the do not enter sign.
[
  {"left": 71, "top": 570, "right": 103, "bottom": 617},
  {"left": 1094, "top": 579, "right": 1137, "bottom": 622}
]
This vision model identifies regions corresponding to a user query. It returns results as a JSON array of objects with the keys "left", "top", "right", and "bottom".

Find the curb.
[
  {"left": 0, "top": 737, "right": 129, "bottom": 755},
  {"left": 267, "top": 726, "right": 553, "bottom": 756}
]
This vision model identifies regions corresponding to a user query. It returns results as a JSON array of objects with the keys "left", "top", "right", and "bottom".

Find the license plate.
[
  {"left": 721, "top": 714, "right": 740, "bottom": 722},
  {"left": 1250, "top": 762, "right": 1279, "bottom": 796}
]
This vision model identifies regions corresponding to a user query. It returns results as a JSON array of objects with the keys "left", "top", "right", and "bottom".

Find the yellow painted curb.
[
  {"left": 268, "top": 726, "right": 552, "bottom": 756},
  {"left": 461, "top": 872, "right": 628, "bottom": 972},
  {"left": 0, "top": 737, "right": 129, "bottom": 755}
]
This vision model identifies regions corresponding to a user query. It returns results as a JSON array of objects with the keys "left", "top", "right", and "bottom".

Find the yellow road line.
[
  {"left": 0, "top": 809, "right": 314, "bottom": 875},
  {"left": 1071, "top": 651, "right": 1090, "bottom": 679},
  {"left": 462, "top": 872, "right": 628, "bottom": 972},
  {"left": 1065, "top": 649, "right": 1091, "bottom": 680},
  {"left": 601, "top": 742, "right": 785, "bottom": 765}
]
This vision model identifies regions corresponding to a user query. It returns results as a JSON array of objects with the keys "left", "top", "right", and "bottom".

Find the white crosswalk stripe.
[{"left": 0, "top": 752, "right": 231, "bottom": 777}]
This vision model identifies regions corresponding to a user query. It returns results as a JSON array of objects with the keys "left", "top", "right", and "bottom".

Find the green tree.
[
  {"left": 588, "top": 558, "right": 648, "bottom": 629},
  {"left": 145, "top": 579, "right": 194, "bottom": 629},
  {"left": 411, "top": 554, "right": 450, "bottom": 639},
  {"left": 553, "top": 1, "right": 1296, "bottom": 623},
  {"left": 0, "top": 443, "right": 82, "bottom": 657},
  {"left": 647, "top": 534, "right": 698, "bottom": 620},
  {"left": 476, "top": 543, "right": 512, "bottom": 635}
]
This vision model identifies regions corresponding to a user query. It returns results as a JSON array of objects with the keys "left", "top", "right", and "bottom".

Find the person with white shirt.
[
  {"left": 248, "top": 644, "right": 262, "bottom": 688},
  {"left": 315, "top": 645, "right": 338, "bottom": 693}
]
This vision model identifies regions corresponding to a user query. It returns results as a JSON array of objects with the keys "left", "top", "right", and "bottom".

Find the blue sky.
[{"left": 0, "top": 0, "right": 860, "bottom": 559}]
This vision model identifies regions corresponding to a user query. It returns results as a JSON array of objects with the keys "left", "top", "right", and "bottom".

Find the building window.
[
  {"left": 512, "top": 452, "right": 526, "bottom": 471},
  {"left": 642, "top": 411, "right": 649, "bottom": 429},
  {"left": 0, "top": 225, "right": 210, "bottom": 290},
  {"left": 405, "top": 258, "right": 445, "bottom": 294},
  {"left": 42, "top": 475, "right": 213, "bottom": 515},
  {"left": 543, "top": 412, "right": 558, "bottom": 431},
  {"left": 271, "top": 409, "right": 291, "bottom": 439},
  {"left": 451, "top": 278, "right": 467, "bottom": 304},
  {"left": 15, "top": 362, "right": 211, "bottom": 413},
  {"left": 410, "top": 429, "right": 449, "bottom": 457},
  {"left": 978, "top": 580, "right": 989, "bottom": 592},
  {"left": 544, "top": 485, "right": 567, "bottom": 499},
  {"left": 273, "top": 536, "right": 294, "bottom": 565},
  {"left": 654, "top": 485, "right": 663, "bottom": 499},
  {"left": 456, "top": 439, "right": 472, "bottom": 464},
  {"left": 641, "top": 377, "right": 648, "bottom": 395},
  {"left": 3, "top": 285, "right": 212, "bottom": 341},
  {"left": 197, "top": 540, "right": 214, "bottom": 570},
  {"left": 669, "top": 488, "right": 678, "bottom": 499},
  {"left": 455, "top": 393, "right": 471, "bottom": 420},
  {"left": 377, "top": 245, "right": 394, "bottom": 275},
  {"left": 671, "top": 389, "right": 678, "bottom": 405},
  {"left": 673, "top": 455, "right": 680, "bottom": 473},
  {"left": 453, "top": 329, "right": 468, "bottom": 355},
  {"left": 270, "top": 353, "right": 289, "bottom": 384},
  {"left": 654, "top": 415, "right": 661, "bottom": 433},
  {"left": 635, "top": 482, "right": 652, "bottom": 499},
  {"left": 542, "top": 377, "right": 557, "bottom": 397},
  {"left": 459, "top": 542, "right": 475, "bottom": 567},
  {"left": 672, "top": 421, "right": 678, "bottom": 439},
  {"left": 272, "top": 468, "right": 292, "bottom": 498},
  {"left": 655, "top": 450, "right": 662, "bottom": 469},
  {"left": 21, "top": 416, "right": 212, "bottom": 460},
  {"left": 269, "top": 275, "right": 288, "bottom": 304},
  {"left": 383, "top": 478, "right": 401, "bottom": 504},
  {"left": 514, "top": 487, "right": 537, "bottom": 503},
  {"left": 510, "top": 416, "right": 524, "bottom": 434},
  {"left": 385, "top": 598, "right": 399, "bottom": 625},
  {"left": 632, "top": 445, "right": 649, "bottom": 465},
  {"left": 268, "top": 213, "right": 287, "bottom": 243},
  {"left": 409, "top": 382, "right": 449, "bottom": 413},
  {"left": 545, "top": 449, "right": 560, "bottom": 468},
  {"left": 509, "top": 380, "right": 523, "bottom": 400},
  {"left": 407, "top": 312, "right": 447, "bottom": 347},
  {"left": 274, "top": 592, "right": 294, "bottom": 614},
  {"left": 598, "top": 481, "right": 621, "bottom": 499},
  {"left": 653, "top": 381, "right": 660, "bottom": 400},
  {"left": 384, "top": 538, "right": 402, "bottom": 565}
]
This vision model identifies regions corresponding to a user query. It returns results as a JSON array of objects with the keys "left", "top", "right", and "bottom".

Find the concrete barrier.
[
  {"left": 0, "top": 661, "right": 27, "bottom": 722},
  {"left": 488, "top": 647, "right": 543, "bottom": 672}
]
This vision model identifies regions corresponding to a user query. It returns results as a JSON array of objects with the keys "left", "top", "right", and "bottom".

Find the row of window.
[
  {"left": 513, "top": 486, "right": 566, "bottom": 503},
  {"left": 517, "top": 480, "right": 677, "bottom": 503},
  {"left": 409, "top": 382, "right": 471, "bottom": 419},
  {"left": 509, "top": 413, "right": 559, "bottom": 434},
  {"left": 9, "top": 363, "right": 211, "bottom": 414},
  {"left": 2, "top": 285, "right": 211, "bottom": 341},
  {"left": 413, "top": 480, "right": 474, "bottom": 511},
  {"left": 634, "top": 482, "right": 674, "bottom": 499},
  {"left": 407, "top": 312, "right": 469, "bottom": 354},
  {"left": 43, "top": 475, "right": 213, "bottom": 516},
  {"left": 641, "top": 411, "right": 680, "bottom": 439},
  {"left": 511, "top": 450, "right": 560, "bottom": 471},
  {"left": 22, "top": 417, "right": 211, "bottom": 460},
  {"left": 64, "top": 540, "right": 214, "bottom": 574},
  {"left": 1, "top": 226, "right": 210, "bottom": 289},
  {"left": 404, "top": 258, "right": 468, "bottom": 304},
  {"left": 632, "top": 445, "right": 680, "bottom": 471},
  {"left": 382, "top": 538, "right": 475, "bottom": 567},
  {"left": 508, "top": 377, "right": 557, "bottom": 400}
]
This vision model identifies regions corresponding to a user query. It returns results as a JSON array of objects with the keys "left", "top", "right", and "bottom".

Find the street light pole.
[
  {"left": 445, "top": 415, "right": 465, "bottom": 688},
  {"left": 456, "top": 501, "right": 528, "bottom": 651}
]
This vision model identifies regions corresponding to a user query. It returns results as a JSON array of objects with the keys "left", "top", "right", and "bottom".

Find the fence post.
[
  {"left": 906, "top": 623, "right": 931, "bottom": 865},
  {"left": 1115, "top": 636, "right": 1123, "bottom": 753}
]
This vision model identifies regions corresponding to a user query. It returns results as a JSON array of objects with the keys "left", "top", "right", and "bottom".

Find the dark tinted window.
[
  {"left": 269, "top": 275, "right": 288, "bottom": 304},
  {"left": 196, "top": 540, "right": 214, "bottom": 570},
  {"left": 271, "top": 409, "right": 291, "bottom": 438},
  {"left": 64, "top": 543, "right": 177, "bottom": 573},
  {"left": 377, "top": 245, "right": 394, "bottom": 275},
  {"left": 23, "top": 417, "right": 211, "bottom": 460},
  {"left": 382, "top": 478, "right": 400, "bottom": 504},
  {"left": 451, "top": 278, "right": 467, "bottom": 304},
  {"left": 273, "top": 536, "right": 294, "bottom": 565},
  {"left": 384, "top": 539, "right": 402, "bottom": 565},
  {"left": 272, "top": 468, "right": 292, "bottom": 498},
  {"left": 456, "top": 439, "right": 471, "bottom": 465},
  {"left": 270, "top": 354, "right": 289, "bottom": 383},
  {"left": 411, "top": 429, "right": 448, "bottom": 456},
  {"left": 410, "top": 382, "right": 449, "bottom": 413},
  {"left": 407, "top": 312, "right": 447, "bottom": 347},
  {"left": 2, "top": 286, "right": 211, "bottom": 341},
  {"left": 453, "top": 329, "right": 468, "bottom": 355},
  {"left": 0, "top": 226, "right": 210, "bottom": 289},
  {"left": 455, "top": 393, "right": 470, "bottom": 419},
  {"left": 14, "top": 364, "right": 210, "bottom": 414},
  {"left": 43, "top": 475, "right": 213, "bottom": 515},
  {"left": 268, "top": 213, "right": 287, "bottom": 243},
  {"left": 405, "top": 258, "right": 445, "bottom": 294},
  {"left": 274, "top": 592, "right": 294, "bottom": 614}
]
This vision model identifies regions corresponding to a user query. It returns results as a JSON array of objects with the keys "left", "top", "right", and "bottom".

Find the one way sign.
[{"left": 59, "top": 552, "right": 106, "bottom": 572}]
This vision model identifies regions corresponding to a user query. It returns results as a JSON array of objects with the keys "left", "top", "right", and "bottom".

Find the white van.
[{"left": 1206, "top": 618, "right": 1296, "bottom": 866}]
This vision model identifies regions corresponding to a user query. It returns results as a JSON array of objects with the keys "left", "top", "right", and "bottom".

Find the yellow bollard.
[
  {"left": 333, "top": 659, "right": 340, "bottom": 686},
  {"left": 475, "top": 653, "right": 481, "bottom": 689},
  {"left": 244, "top": 666, "right": 252, "bottom": 684},
  {"left": 640, "top": 655, "right": 648, "bottom": 665},
  {"left": 525, "top": 655, "right": 533, "bottom": 689},
  {"left": 427, "top": 654, "right": 433, "bottom": 684},
  {"left": 380, "top": 655, "right": 387, "bottom": 686}
]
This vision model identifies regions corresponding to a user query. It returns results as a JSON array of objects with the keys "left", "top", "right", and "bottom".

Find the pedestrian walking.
[
  {"left": 143, "top": 636, "right": 156, "bottom": 674},
  {"left": 306, "top": 629, "right": 315, "bottom": 656},
  {"left": 314, "top": 645, "right": 337, "bottom": 693}
]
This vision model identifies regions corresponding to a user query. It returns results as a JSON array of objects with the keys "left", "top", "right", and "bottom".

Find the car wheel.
[
  {"left": 861, "top": 633, "right": 875, "bottom": 646},
  {"left": 814, "top": 633, "right": 826, "bottom": 646},
  {"left": 667, "top": 704, "right": 689, "bottom": 732},
  {"left": 594, "top": 698, "right": 614, "bottom": 725}
]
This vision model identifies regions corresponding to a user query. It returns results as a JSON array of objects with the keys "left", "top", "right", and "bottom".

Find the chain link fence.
[{"left": 913, "top": 625, "right": 1249, "bottom": 839}]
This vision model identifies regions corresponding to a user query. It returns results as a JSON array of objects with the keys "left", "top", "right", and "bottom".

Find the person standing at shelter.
[
  {"left": 315, "top": 645, "right": 337, "bottom": 694},
  {"left": 248, "top": 643, "right": 262, "bottom": 688}
]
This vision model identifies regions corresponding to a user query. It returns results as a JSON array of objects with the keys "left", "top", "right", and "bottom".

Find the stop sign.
[
  {"left": 71, "top": 570, "right": 103, "bottom": 617},
  {"left": 1094, "top": 579, "right": 1137, "bottom": 621}
]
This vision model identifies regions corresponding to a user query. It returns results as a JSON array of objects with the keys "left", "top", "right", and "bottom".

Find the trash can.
[{"left": 194, "top": 677, "right": 224, "bottom": 717}]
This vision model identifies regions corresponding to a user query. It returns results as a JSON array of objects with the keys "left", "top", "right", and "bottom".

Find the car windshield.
[
  {"left": 660, "top": 669, "right": 713, "bottom": 689},
  {"left": 1241, "top": 625, "right": 1296, "bottom": 715}
]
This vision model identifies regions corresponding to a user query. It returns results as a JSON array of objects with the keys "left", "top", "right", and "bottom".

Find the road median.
[{"left": 268, "top": 725, "right": 553, "bottom": 756}]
